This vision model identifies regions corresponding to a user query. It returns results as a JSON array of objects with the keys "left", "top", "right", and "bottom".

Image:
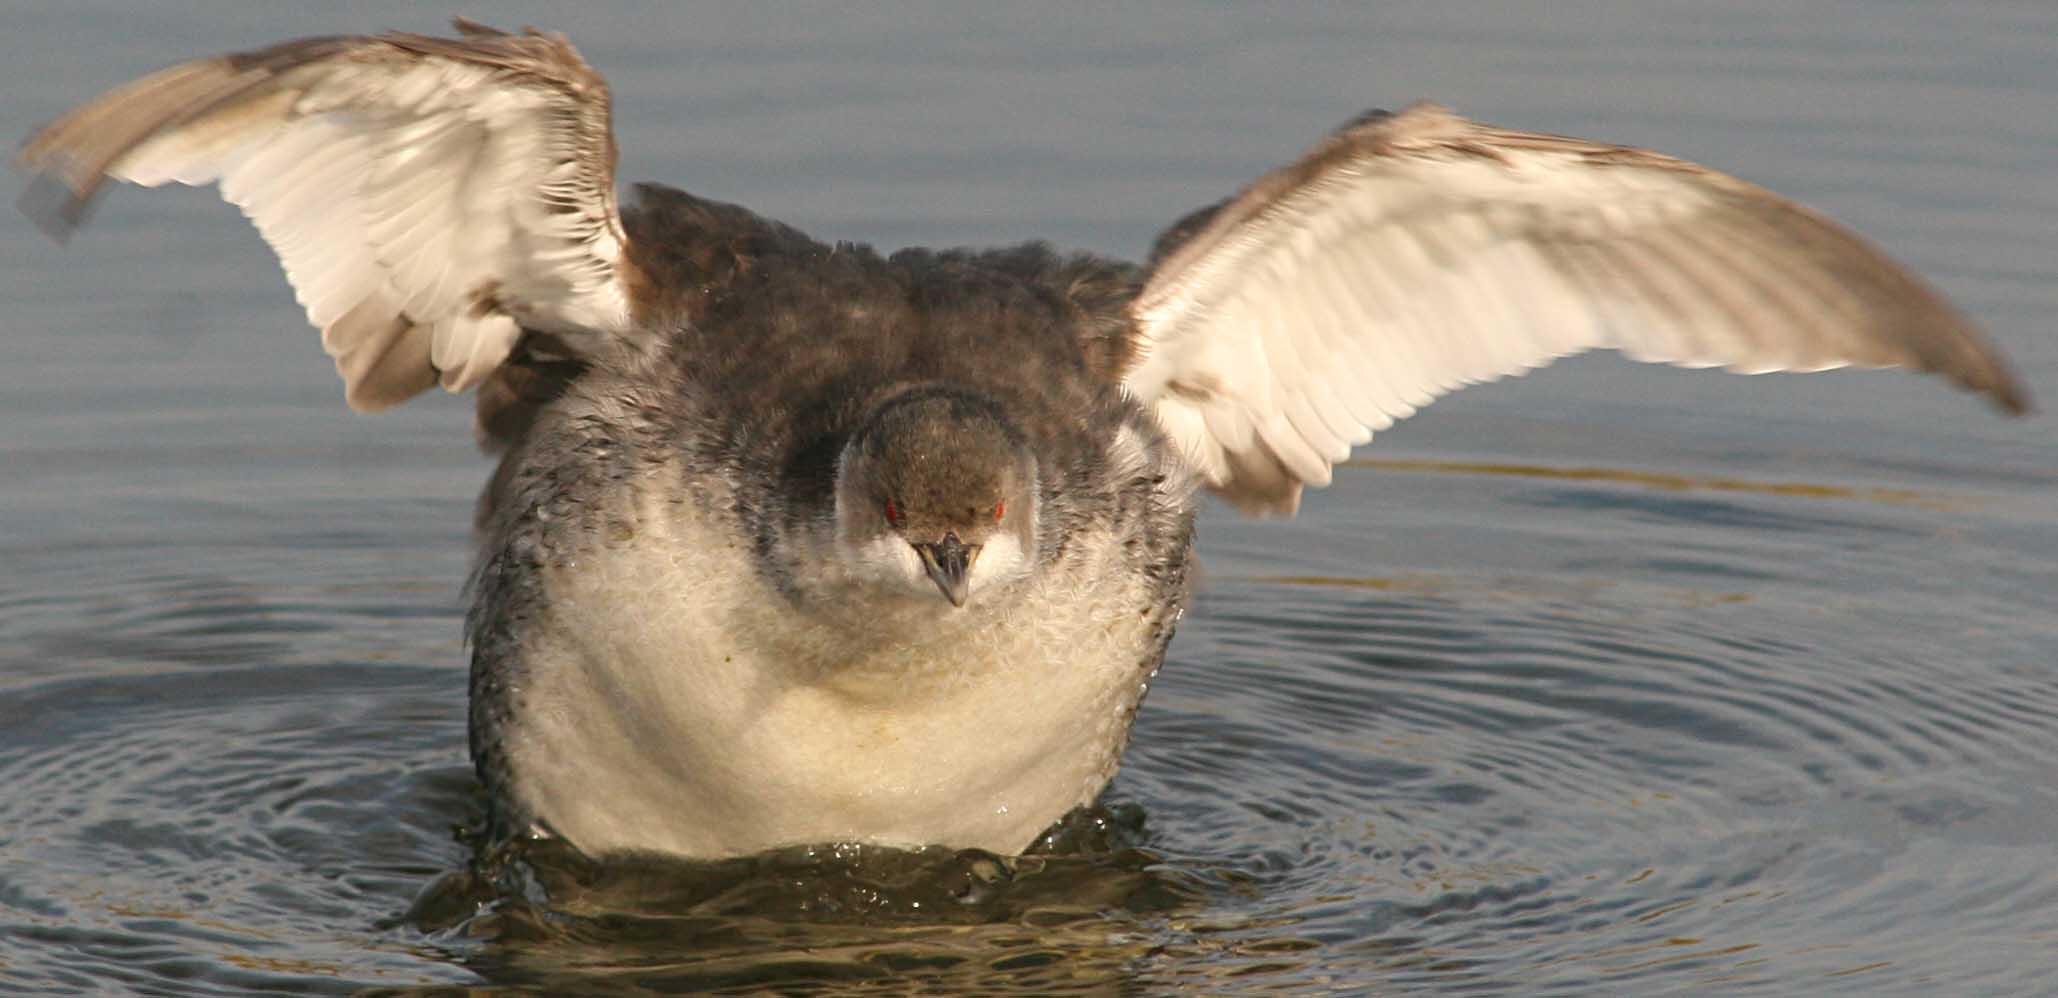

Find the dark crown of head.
[{"left": 855, "top": 387, "right": 1026, "bottom": 529}]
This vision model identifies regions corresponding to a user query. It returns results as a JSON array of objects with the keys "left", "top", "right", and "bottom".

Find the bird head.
[{"left": 832, "top": 387, "right": 1040, "bottom": 608}]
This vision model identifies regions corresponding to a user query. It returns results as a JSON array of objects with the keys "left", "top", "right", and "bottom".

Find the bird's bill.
[{"left": 915, "top": 536, "right": 979, "bottom": 607}]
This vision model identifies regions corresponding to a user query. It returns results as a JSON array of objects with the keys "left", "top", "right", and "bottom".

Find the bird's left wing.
[
  {"left": 1125, "top": 103, "right": 2029, "bottom": 515},
  {"left": 18, "top": 19, "right": 645, "bottom": 411}
]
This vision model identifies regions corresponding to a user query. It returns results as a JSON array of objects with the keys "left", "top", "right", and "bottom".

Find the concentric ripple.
[{"left": 1111, "top": 558, "right": 2058, "bottom": 993}]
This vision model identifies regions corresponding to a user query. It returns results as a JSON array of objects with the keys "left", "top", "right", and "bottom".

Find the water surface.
[{"left": 3, "top": 2, "right": 2055, "bottom": 993}]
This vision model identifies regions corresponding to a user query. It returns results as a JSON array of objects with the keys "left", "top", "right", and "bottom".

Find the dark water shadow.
[{"left": 384, "top": 806, "right": 1237, "bottom": 995}]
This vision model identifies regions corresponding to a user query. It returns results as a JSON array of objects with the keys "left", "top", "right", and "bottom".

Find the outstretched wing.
[
  {"left": 18, "top": 19, "right": 645, "bottom": 411},
  {"left": 1126, "top": 103, "right": 2031, "bottom": 515}
]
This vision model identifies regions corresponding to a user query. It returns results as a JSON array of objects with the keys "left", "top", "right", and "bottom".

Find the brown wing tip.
[
  {"left": 1935, "top": 313, "right": 2035, "bottom": 417},
  {"left": 450, "top": 17, "right": 509, "bottom": 38},
  {"left": 17, "top": 166, "right": 94, "bottom": 244},
  {"left": 1984, "top": 368, "right": 2034, "bottom": 418},
  {"left": 449, "top": 15, "right": 565, "bottom": 46},
  {"left": 18, "top": 96, "right": 114, "bottom": 243}
]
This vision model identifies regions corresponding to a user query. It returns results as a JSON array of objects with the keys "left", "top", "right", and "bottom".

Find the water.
[{"left": 3, "top": 2, "right": 2054, "bottom": 993}]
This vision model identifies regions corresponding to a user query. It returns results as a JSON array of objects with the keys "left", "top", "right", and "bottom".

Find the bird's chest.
[{"left": 497, "top": 499, "right": 1178, "bottom": 859}]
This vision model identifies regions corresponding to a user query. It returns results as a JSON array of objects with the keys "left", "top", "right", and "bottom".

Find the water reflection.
[
  {"left": 1344, "top": 457, "right": 1960, "bottom": 510},
  {"left": 407, "top": 817, "right": 1206, "bottom": 994}
]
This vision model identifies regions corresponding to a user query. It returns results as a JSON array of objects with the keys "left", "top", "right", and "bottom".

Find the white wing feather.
[
  {"left": 1128, "top": 104, "right": 2029, "bottom": 514},
  {"left": 19, "top": 21, "right": 641, "bottom": 411}
]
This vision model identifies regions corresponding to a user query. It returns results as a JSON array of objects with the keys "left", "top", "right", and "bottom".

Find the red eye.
[
  {"left": 993, "top": 500, "right": 1005, "bottom": 522},
  {"left": 884, "top": 499, "right": 902, "bottom": 527}
]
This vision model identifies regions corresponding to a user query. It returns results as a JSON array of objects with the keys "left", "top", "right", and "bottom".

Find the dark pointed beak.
[{"left": 914, "top": 534, "right": 979, "bottom": 607}]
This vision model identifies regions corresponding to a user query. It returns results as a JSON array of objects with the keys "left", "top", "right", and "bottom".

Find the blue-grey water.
[{"left": 3, "top": 3, "right": 2054, "bottom": 994}]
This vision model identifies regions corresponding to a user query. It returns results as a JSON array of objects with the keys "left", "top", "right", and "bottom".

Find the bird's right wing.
[{"left": 19, "top": 19, "right": 648, "bottom": 411}]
